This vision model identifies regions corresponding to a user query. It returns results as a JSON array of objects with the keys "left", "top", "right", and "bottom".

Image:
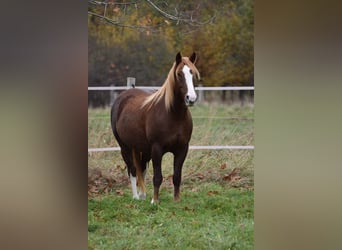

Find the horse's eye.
[{"left": 177, "top": 73, "right": 183, "bottom": 78}]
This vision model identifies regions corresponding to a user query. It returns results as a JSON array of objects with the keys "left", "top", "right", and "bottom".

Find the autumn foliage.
[{"left": 88, "top": 0, "right": 253, "bottom": 88}]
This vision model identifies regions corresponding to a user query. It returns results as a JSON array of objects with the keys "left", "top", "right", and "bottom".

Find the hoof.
[
  {"left": 133, "top": 194, "right": 140, "bottom": 200},
  {"left": 139, "top": 192, "right": 146, "bottom": 200},
  {"left": 150, "top": 198, "right": 159, "bottom": 205}
]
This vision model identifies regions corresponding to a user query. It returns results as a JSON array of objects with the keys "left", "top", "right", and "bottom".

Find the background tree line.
[{"left": 88, "top": 0, "right": 253, "bottom": 107}]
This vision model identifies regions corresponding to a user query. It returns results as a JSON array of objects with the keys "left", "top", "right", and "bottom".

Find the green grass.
[
  {"left": 88, "top": 103, "right": 254, "bottom": 249},
  {"left": 88, "top": 183, "right": 253, "bottom": 250}
]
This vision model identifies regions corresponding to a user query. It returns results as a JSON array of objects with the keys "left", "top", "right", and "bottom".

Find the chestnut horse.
[{"left": 111, "top": 52, "right": 200, "bottom": 204}]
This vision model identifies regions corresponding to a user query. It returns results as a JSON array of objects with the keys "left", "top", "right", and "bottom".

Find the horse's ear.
[
  {"left": 189, "top": 52, "right": 197, "bottom": 64},
  {"left": 175, "top": 52, "right": 182, "bottom": 66}
]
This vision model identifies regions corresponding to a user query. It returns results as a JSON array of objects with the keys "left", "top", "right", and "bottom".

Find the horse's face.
[
  {"left": 175, "top": 52, "right": 200, "bottom": 106},
  {"left": 181, "top": 65, "right": 197, "bottom": 106}
]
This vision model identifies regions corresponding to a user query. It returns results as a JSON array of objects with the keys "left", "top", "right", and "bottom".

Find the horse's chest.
[{"left": 147, "top": 118, "right": 192, "bottom": 146}]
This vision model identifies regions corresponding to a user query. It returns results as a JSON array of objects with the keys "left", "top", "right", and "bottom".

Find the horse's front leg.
[
  {"left": 173, "top": 144, "right": 189, "bottom": 202},
  {"left": 151, "top": 145, "right": 163, "bottom": 205}
]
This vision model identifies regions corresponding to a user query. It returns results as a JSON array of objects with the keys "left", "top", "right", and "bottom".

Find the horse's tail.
[
  {"left": 110, "top": 95, "right": 124, "bottom": 145},
  {"left": 132, "top": 149, "right": 146, "bottom": 198},
  {"left": 110, "top": 100, "right": 118, "bottom": 136}
]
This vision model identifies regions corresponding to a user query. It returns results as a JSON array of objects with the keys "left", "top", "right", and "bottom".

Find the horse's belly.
[{"left": 116, "top": 112, "right": 149, "bottom": 152}]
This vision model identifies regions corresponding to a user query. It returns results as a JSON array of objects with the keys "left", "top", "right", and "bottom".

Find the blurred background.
[{"left": 88, "top": 0, "right": 253, "bottom": 107}]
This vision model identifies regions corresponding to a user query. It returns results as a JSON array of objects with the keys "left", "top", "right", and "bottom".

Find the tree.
[
  {"left": 88, "top": 0, "right": 254, "bottom": 106},
  {"left": 88, "top": 0, "right": 215, "bottom": 34},
  {"left": 182, "top": 0, "right": 254, "bottom": 86}
]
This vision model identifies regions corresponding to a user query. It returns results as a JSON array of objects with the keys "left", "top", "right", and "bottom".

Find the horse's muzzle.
[{"left": 185, "top": 94, "right": 197, "bottom": 106}]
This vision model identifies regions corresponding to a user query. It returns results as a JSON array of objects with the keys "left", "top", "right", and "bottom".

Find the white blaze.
[{"left": 182, "top": 65, "right": 197, "bottom": 103}]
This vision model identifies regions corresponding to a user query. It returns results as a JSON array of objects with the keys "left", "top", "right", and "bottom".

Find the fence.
[{"left": 88, "top": 78, "right": 254, "bottom": 153}]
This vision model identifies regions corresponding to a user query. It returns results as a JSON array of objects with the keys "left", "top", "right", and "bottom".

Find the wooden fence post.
[
  {"left": 110, "top": 84, "right": 116, "bottom": 106},
  {"left": 198, "top": 84, "right": 204, "bottom": 103},
  {"left": 127, "top": 77, "right": 136, "bottom": 88}
]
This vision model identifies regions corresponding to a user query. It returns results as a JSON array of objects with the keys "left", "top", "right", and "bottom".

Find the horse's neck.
[{"left": 169, "top": 85, "right": 188, "bottom": 116}]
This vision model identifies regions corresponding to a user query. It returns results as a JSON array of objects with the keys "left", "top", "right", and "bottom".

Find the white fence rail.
[
  {"left": 88, "top": 145, "right": 254, "bottom": 153},
  {"left": 88, "top": 86, "right": 254, "bottom": 91},
  {"left": 88, "top": 82, "right": 254, "bottom": 153}
]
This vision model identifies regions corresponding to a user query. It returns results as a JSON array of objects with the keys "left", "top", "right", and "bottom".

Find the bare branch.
[
  {"left": 145, "top": 0, "right": 180, "bottom": 21},
  {"left": 88, "top": 11, "right": 119, "bottom": 25},
  {"left": 145, "top": 0, "right": 215, "bottom": 26},
  {"left": 88, "top": 11, "right": 162, "bottom": 33},
  {"left": 89, "top": 1, "right": 142, "bottom": 5},
  {"left": 88, "top": 0, "right": 216, "bottom": 31}
]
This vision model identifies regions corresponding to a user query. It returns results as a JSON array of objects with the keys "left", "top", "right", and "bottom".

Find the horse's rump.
[{"left": 111, "top": 88, "right": 152, "bottom": 153}]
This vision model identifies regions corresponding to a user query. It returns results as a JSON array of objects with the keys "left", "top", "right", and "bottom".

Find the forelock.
[{"left": 182, "top": 57, "right": 200, "bottom": 80}]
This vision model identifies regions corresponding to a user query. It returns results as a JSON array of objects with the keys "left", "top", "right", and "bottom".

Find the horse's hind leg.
[
  {"left": 132, "top": 149, "right": 146, "bottom": 200},
  {"left": 120, "top": 146, "right": 139, "bottom": 199},
  {"left": 143, "top": 161, "right": 149, "bottom": 184},
  {"left": 140, "top": 154, "right": 150, "bottom": 199}
]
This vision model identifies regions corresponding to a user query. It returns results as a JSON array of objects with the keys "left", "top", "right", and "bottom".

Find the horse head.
[{"left": 175, "top": 52, "right": 200, "bottom": 106}]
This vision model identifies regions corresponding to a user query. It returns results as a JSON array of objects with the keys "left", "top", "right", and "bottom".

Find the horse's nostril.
[{"left": 186, "top": 95, "right": 190, "bottom": 100}]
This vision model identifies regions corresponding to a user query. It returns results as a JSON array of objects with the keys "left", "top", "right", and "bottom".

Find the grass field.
[{"left": 88, "top": 103, "right": 254, "bottom": 249}]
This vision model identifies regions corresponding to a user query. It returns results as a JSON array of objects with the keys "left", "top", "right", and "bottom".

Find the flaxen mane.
[{"left": 142, "top": 57, "right": 200, "bottom": 112}]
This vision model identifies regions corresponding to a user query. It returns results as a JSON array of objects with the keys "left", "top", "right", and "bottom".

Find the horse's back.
[
  {"left": 111, "top": 88, "right": 151, "bottom": 152},
  {"left": 111, "top": 88, "right": 149, "bottom": 125}
]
